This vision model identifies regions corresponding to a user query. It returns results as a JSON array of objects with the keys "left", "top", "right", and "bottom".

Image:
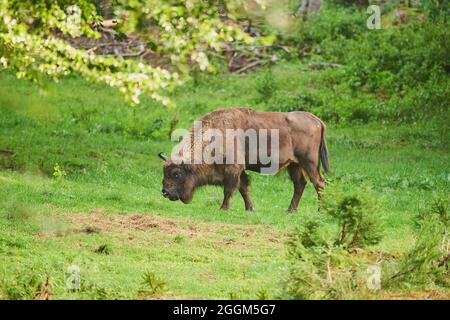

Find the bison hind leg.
[
  {"left": 287, "top": 164, "right": 308, "bottom": 213},
  {"left": 303, "top": 160, "right": 325, "bottom": 200},
  {"left": 239, "top": 172, "right": 254, "bottom": 211}
]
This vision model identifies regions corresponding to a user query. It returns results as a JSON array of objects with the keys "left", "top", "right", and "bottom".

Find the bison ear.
[{"left": 158, "top": 152, "right": 168, "bottom": 161}]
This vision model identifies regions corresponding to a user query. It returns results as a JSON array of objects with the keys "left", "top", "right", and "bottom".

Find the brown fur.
[{"left": 161, "top": 108, "right": 330, "bottom": 212}]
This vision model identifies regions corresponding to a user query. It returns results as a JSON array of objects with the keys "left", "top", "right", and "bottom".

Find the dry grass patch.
[{"left": 35, "top": 209, "right": 286, "bottom": 250}]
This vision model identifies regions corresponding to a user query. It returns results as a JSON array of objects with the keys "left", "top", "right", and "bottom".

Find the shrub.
[
  {"left": 288, "top": 216, "right": 328, "bottom": 249},
  {"left": 357, "top": 22, "right": 446, "bottom": 93},
  {"left": 173, "top": 235, "right": 184, "bottom": 244},
  {"left": 138, "top": 271, "right": 167, "bottom": 297},
  {"left": 255, "top": 68, "right": 276, "bottom": 103},
  {"left": 289, "top": 6, "right": 367, "bottom": 49},
  {"left": 389, "top": 74, "right": 450, "bottom": 122},
  {"left": 279, "top": 3, "right": 449, "bottom": 123},
  {"left": 282, "top": 188, "right": 385, "bottom": 299},
  {"left": 383, "top": 198, "right": 449, "bottom": 288},
  {"left": 284, "top": 242, "right": 335, "bottom": 299},
  {"left": 321, "top": 189, "right": 384, "bottom": 248},
  {"left": 422, "top": 0, "right": 450, "bottom": 21},
  {"left": 267, "top": 91, "right": 318, "bottom": 112},
  {"left": 283, "top": 222, "right": 367, "bottom": 300},
  {"left": 415, "top": 196, "right": 449, "bottom": 229},
  {"left": 94, "top": 244, "right": 112, "bottom": 255},
  {"left": 383, "top": 220, "right": 448, "bottom": 288}
]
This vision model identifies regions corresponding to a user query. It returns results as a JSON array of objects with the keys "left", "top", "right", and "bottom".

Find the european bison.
[{"left": 160, "top": 108, "right": 329, "bottom": 212}]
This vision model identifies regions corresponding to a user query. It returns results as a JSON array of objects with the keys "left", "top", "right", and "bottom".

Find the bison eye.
[{"left": 172, "top": 171, "right": 181, "bottom": 178}]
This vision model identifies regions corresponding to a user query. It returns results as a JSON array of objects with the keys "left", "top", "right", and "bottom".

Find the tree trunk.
[
  {"left": 357, "top": 0, "right": 369, "bottom": 6},
  {"left": 332, "top": 0, "right": 369, "bottom": 6},
  {"left": 296, "top": 0, "right": 322, "bottom": 21},
  {"left": 349, "top": 0, "right": 369, "bottom": 6}
]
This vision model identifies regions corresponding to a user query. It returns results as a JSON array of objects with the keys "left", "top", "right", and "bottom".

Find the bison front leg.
[
  {"left": 239, "top": 172, "right": 254, "bottom": 211},
  {"left": 220, "top": 169, "right": 241, "bottom": 211}
]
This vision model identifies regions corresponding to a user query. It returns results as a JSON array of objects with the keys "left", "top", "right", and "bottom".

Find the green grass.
[{"left": 0, "top": 62, "right": 448, "bottom": 299}]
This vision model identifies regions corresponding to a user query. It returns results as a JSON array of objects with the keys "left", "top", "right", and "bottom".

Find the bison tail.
[{"left": 319, "top": 124, "right": 330, "bottom": 173}]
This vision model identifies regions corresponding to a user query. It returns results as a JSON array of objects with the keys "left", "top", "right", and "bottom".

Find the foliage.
[
  {"left": 114, "top": 0, "right": 258, "bottom": 71},
  {"left": 383, "top": 197, "right": 449, "bottom": 288},
  {"left": 255, "top": 68, "right": 276, "bottom": 102},
  {"left": 1, "top": 5, "right": 449, "bottom": 296},
  {"left": 275, "top": 3, "right": 450, "bottom": 123},
  {"left": 330, "top": 21, "right": 450, "bottom": 96},
  {"left": 0, "top": 0, "right": 261, "bottom": 105},
  {"left": 283, "top": 239, "right": 350, "bottom": 299},
  {"left": 422, "top": 0, "right": 450, "bottom": 21},
  {"left": 283, "top": 194, "right": 449, "bottom": 299},
  {"left": 53, "top": 163, "right": 67, "bottom": 179},
  {"left": 282, "top": 188, "right": 384, "bottom": 299},
  {"left": 94, "top": 243, "right": 112, "bottom": 255},
  {"left": 283, "top": 218, "right": 370, "bottom": 299},
  {"left": 298, "top": 4, "right": 367, "bottom": 46},
  {"left": 138, "top": 271, "right": 167, "bottom": 296},
  {"left": 415, "top": 195, "right": 449, "bottom": 229},
  {"left": 267, "top": 90, "right": 322, "bottom": 113},
  {"left": 321, "top": 188, "right": 384, "bottom": 248}
]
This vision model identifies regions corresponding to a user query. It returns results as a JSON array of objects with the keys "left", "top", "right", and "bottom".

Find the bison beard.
[{"left": 160, "top": 108, "right": 330, "bottom": 212}]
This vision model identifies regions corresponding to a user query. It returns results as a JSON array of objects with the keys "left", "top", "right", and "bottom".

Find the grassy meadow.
[{"left": 0, "top": 59, "right": 448, "bottom": 299}]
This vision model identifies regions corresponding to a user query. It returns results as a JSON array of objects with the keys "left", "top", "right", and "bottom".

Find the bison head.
[{"left": 159, "top": 152, "right": 195, "bottom": 204}]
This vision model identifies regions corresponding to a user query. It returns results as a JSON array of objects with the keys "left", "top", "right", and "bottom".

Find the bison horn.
[{"left": 158, "top": 152, "right": 168, "bottom": 161}]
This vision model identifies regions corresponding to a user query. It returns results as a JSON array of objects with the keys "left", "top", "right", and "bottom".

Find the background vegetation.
[{"left": 0, "top": 0, "right": 448, "bottom": 299}]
